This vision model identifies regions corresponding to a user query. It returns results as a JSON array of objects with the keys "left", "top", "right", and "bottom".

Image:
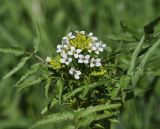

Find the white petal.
[
  {"left": 68, "top": 58, "right": 72, "bottom": 62},
  {"left": 62, "top": 40, "right": 69, "bottom": 45},
  {"left": 68, "top": 51, "right": 73, "bottom": 55},
  {"left": 62, "top": 54, "right": 67, "bottom": 58},
  {"left": 89, "top": 43, "right": 93, "bottom": 46},
  {"left": 60, "top": 59, "right": 65, "bottom": 63},
  {"left": 85, "top": 55, "right": 90, "bottom": 59},
  {"left": 95, "top": 51, "right": 99, "bottom": 54},
  {"left": 70, "top": 46, "right": 75, "bottom": 51},
  {"left": 78, "top": 54, "right": 83, "bottom": 59},
  {"left": 76, "top": 49, "right": 82, "bottom": 53},
  {"left": 70, "top": 35, "right": 75, "bottom": 39},
  {"left": 92, "top": 37, "right": 98, "bottom": 41},
  {"left": 88, "top": 32, "right": 93, "bottom": 37},
  {"left": 80, "top": 31, "right": 85, "bottom": 34},
  {"left": 60, "top": 51, "right": 66, "bottom": 56},
  {"left": 90, "top": 63, "right": 95, "bottom": 67},
  {"left": 102, "top": 44, "right": 106, "bottom": 48},
  {"left": 84, "top": 60, "right": 89, "bottom": 64},
  {"left": 75, "top": 75, "right": 80, "bottom": 79},
  {"left": 92, "top": 46, "right": 97, "bottom": 51},
  {"left": 64, "top": 45, "right": 69, "bottom": 49},
  {"left": 56, "top": 49, "right": 62, "bottom": 53},
  {"left": 68, "top": 32, "right": 72, "bottom": 37},
  {"left": 57, "top": 45, "right": 62, "bottom": 49},
  {"left": 69, "top": 68, "right": 75, "bottom": 75},
  {"left": 95, "top": 42, "right": 101, "bottom": 47},
  {"left": 78, "top": 59, "right": 83, "bottom": 63},
  {"left": 96, "top": 62, "right": 101, "bottom": 66},
  {"left": 76, "top": 71, "right": 81, "bottom": 75},
  {"left": 91, "top": 58, "right": 95, "bottom": 62},
  {"left": 62, "top": 37, "right": 68, "bottom": 40},
  {"left": 65, "top": 62, "right": 69, "bottom": 65},
  {"left": 88, "top": 49, "right": 92, "bottom": 53},
  {"left": 46, "top": 57, "right": 51, "bottom": 62},
  {"left": 75, "top": 30, "right": 79, "bottom": 33},
  {"left": 96, "top": 58, "right": 101, "bottom": 62},
  {"left": 74, "top": 54, "right": 79, "bottom": 58},
  {"left": 99, "top": 47, "right": 103, "bottom": 52}
]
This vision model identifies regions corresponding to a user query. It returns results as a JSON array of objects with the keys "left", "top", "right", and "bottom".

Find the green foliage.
[{"left": 0, "top": 47, "right": 25, "bottom": 56}]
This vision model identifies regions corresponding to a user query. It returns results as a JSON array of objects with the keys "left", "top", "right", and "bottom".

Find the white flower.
[
  {"left": 80, "top": 31, "right": 85, "bottom": 34},
  {"left": 69, "top": 68, "right": 81, "bottom": 79},
  {"left": 87, "top": 32, "right": 93, "bottom": 37},
  {"left": 67, "top": 32, "right": 75, "bottom": 39},
  {"left": 91, "top": 36, "right": 98, "bottom": 41},
  {"left": 78, "top": 54, "right": 90, "bottom": 64},
  {"left": 92, "top": 42, "right": 106, "bottom": 54},
  {"left": 60, "top": 54, "right": 72, "bottom": 65},
  {"left": 75, "top": 30, "right": 85, "bottom": 34},
  {"left": 62, "top": 37, "right": 69, "bottom": 44},
  {"left": 46, "top": 57, "right": 51, "bottom": 63},
  {"left": 68, "top": 46, "right": 82, "bottom": 58},
  {"left": 88, "top": 43, "right": 93, "bottom": 53},
  {"left": 90, "top": 58, "right": 101, "bottom": 67},
  {"left": 56, "top": 44, "right": 68, "bottom": 53}
]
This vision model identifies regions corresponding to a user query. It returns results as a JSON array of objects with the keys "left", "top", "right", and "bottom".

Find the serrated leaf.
[
  {"left": 15, "top": 63, "right": 40, "bottom": 86},
  {"left": 3, "top": 56, "right": 31, "bottom": 79},
  {"left": 0, "top": 47, "right": 25, "bottom": 56},
  {"left": 17, "top": 77, "right": 42, "bottom": 91},
  {"left": 30, "top": 112, "right": 74, "bottom": 129},
  {"left": 45, "top": 78, "right": 52, "bottom": 98}
]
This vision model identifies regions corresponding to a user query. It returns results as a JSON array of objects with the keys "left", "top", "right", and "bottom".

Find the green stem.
[{"left": 24, "top": 51, "right": 45, "bottom": 63}]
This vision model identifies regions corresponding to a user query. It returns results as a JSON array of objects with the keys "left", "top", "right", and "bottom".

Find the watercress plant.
[{"left": 1, "top": 28, "right": 160, "bottom": 129}]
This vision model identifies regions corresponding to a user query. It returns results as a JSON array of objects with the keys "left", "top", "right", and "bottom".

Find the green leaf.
[
  {"left": 64, "top": 79, "right": 109, "bottom": 101},
  {"left": 15, "top": 63, "right": 40, "bottom": 86},
  {"left": 144, "top": 16, "right": 160, "bottom": 34},
  {"left": 45, "top": 78, "right": 52, "bottom": 98},
  {"left": 127, "top": 36, "right": 145, "bottom": 76},
  {"left": 41, "top": 98, "right": 58, "bottom": 115},
  {"left": 33, "top": 23, "right": 41, "bottom": 53},
  {"left": 3, "top": 56, "right": 31, "bottom": 79},
  {"left": 0, "top": 47, "right": 25, "bottom": 56},
  {"left": 76, "top": 103, "right": 121, "bottom": 119},
  {"left": 17, "top": 77, "right": 42, "bottom": 91},
  {"left": 30, "top": 112, "right": 74, "bottom": 129},
  {"left": 62, "top": 125, "right": 75, "bottom": 129},
  {"left": 57, "top": 79, "right": 63, "bottom": 104},
  {"left": 76, "top": 108, "right": 120, "bottom": 128},
  {"left": 132, "top": 38, "right": 160, "bottom": 87},
  {"left": 110, "top": 83, "right": 121, "bottom": 99},
  {"left": 77, "top": 113, "right": 97, "bottom": 128}
]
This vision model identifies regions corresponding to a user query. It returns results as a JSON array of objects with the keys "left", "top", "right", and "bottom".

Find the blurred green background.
[{"left": 0, "top": 0, "right": 160, "bottom": 129}]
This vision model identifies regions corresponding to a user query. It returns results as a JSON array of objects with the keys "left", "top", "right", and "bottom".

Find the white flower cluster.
[{"left": 47, "top": 31, "right": 106, "bottom": 79}]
